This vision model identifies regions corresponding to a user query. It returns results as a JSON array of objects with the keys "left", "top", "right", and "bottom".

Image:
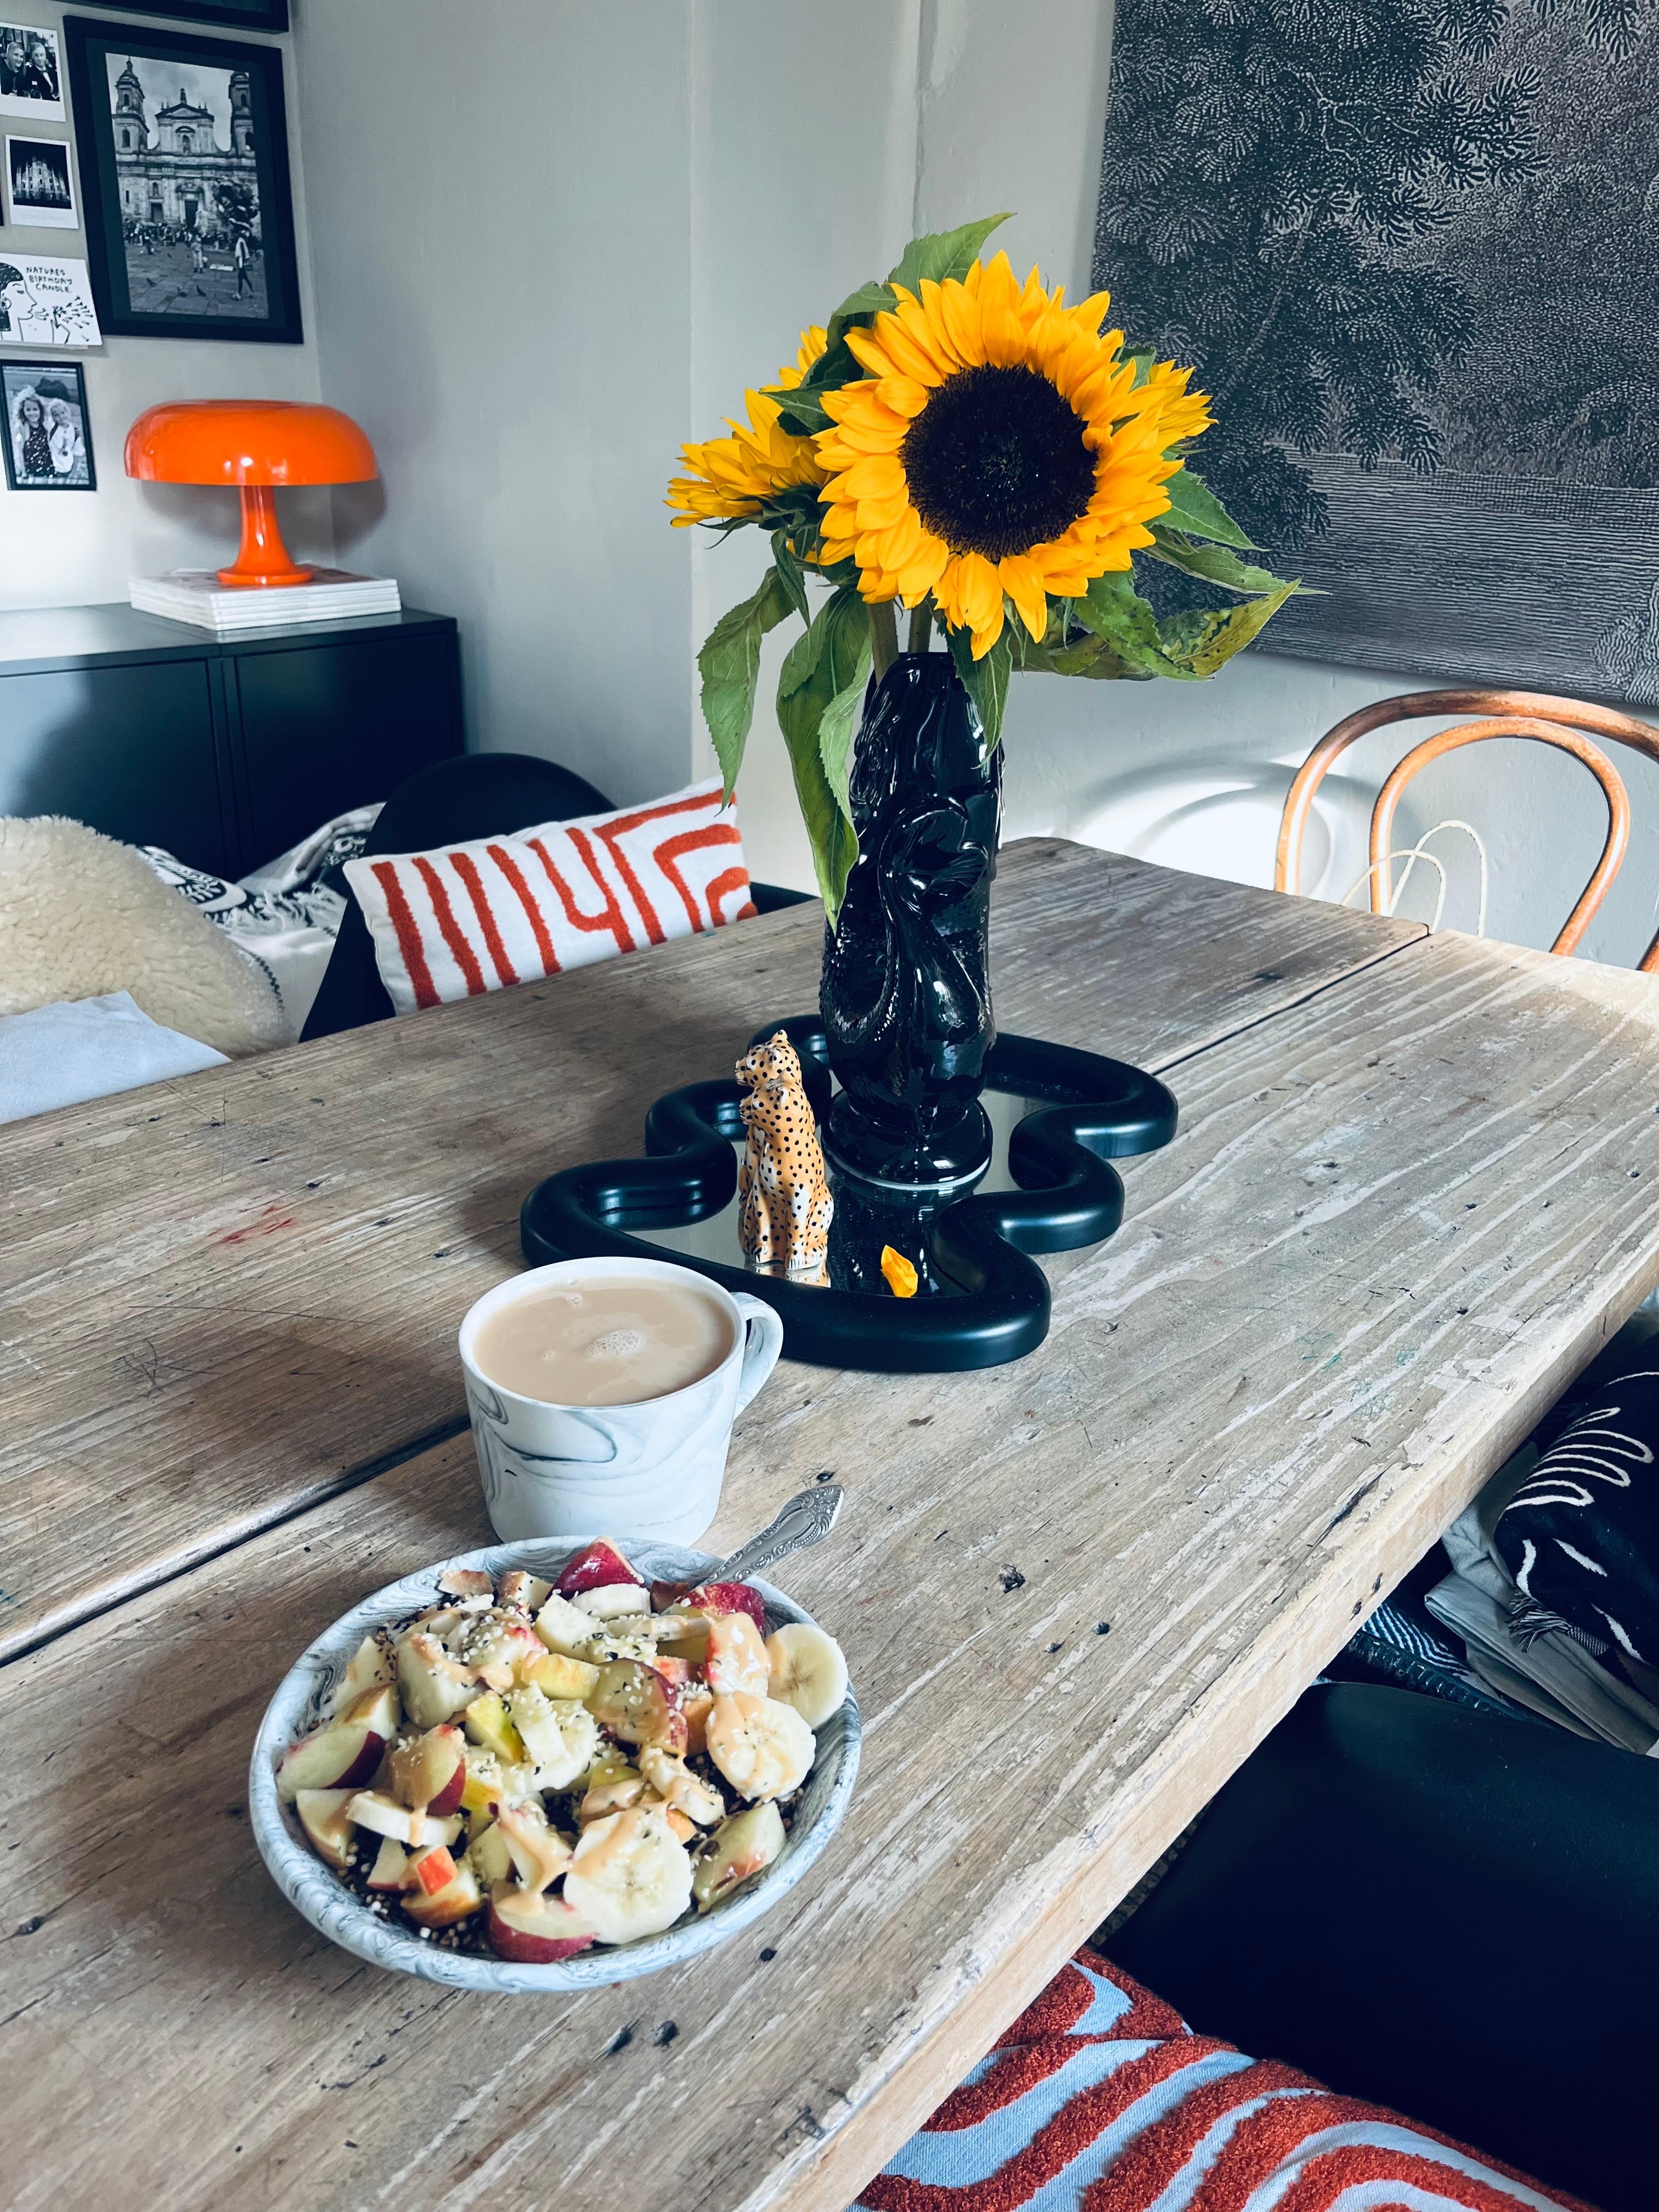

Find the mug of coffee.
[{"left": 459, "top": 1257, "right": 785, "bottom": 1545}]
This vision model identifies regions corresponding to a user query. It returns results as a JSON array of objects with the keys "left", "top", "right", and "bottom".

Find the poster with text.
[{"left": 0, "top": 255, "right": 101, "bottom": 346}]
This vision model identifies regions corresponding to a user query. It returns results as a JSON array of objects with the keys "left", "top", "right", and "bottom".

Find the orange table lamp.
[{"left": 125, "top": 399, "right": 378, "bottom": 590}]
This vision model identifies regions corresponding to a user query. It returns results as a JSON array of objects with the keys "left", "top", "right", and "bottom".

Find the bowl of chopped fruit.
[{"left": 250, "top": 1534, "right": 859, "bottom": 1988}]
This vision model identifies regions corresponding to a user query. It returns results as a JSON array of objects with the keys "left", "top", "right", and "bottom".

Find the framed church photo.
[{"left": 63, "top": 15, "right": 301, "bottom": 343}]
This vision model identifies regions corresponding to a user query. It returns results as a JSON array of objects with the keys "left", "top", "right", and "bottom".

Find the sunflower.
[
  {"left": 667, "top": 326, "right": 829, "bottom": 527},
  {"left": 814, "top": 254, "right": 1210, "bottom": 656}
]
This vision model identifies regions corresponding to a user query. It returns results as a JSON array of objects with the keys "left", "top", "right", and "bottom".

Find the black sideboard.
[{"left": 0, "top": 603, "right": 464, "bottom": 878}]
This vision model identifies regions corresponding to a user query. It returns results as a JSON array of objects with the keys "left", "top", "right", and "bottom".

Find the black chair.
[
  {"left": 1108, "top": 1681, "right": 1658, "bottom": 2212},
  {"left": 302, "top": 752, "right": 810, "bottom": 1042}
]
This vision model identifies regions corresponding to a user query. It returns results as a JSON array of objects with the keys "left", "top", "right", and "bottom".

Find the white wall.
[
  {"left": 296, "top": 0, "right": 1659, "bottom": 968},
  {"left": 0, "top": 1, "right": 330, "bottom": 609}
]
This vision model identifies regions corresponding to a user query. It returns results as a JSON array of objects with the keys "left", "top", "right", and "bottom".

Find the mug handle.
[{"left": 731, "top": 1293, "right": 785, "bottom": 1415}]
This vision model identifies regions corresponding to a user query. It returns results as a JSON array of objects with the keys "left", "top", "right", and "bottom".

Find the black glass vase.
[{"left": 819, "top": 650, "right": 1003, "bottom": 1189}]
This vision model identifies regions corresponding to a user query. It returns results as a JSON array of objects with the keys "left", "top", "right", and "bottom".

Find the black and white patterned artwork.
[{"left": 1094, "top": 0, "right": 1659, "bottom": 701}]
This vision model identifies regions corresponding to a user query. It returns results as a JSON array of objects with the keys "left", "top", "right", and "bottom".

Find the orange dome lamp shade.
[{"left": 125, "top": 399, "right": 379, "bottom": 590}]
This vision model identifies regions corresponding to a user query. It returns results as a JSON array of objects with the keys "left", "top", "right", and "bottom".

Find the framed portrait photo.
[
  {"left": 72, "top": 2, "right": 287, "bottom": 29},
  {"left": 0, "top": 22, "right": 65, "bottom": 121},
  {"left": 2, "top": 358, "right": 95, "bottom": 489},
  {"left": 63, "top": 15, "right": 301, "bottom": 343}
]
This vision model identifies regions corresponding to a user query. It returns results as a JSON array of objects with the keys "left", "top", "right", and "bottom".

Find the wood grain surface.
[
  {"left": 7, "top": 923, "right": 1659, "bottom": 2212},
  {"left": 0, "top": 840, "right": 1420, "bottom": 1661}
]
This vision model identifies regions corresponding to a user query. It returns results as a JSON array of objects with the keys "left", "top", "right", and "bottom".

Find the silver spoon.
[{"left": 709, "top": 1483, "right": 845, "bottom": 1585}]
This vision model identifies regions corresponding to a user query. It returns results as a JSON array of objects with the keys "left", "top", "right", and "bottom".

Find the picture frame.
[
  {"left": 1, "top": 357, "right": 95, "bottom": 488},
  {"left": 7, "top": 133, "right": 78, "bottom": 228},
  {"left": 71, "top": 1, "right": 287, "bottom": 30},
  {"left": 0, "top": 22, "right": 66, "bottom": 122},
  {"left": 63, "top": 14, "right": 301, "bottom": 343}
]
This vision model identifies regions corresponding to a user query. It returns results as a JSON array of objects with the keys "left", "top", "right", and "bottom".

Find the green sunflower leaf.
[
  {"left": 1154, "top": 577, "right": 1300, "bottom": 678},
  {"left": 1158, "top": 468, "right": 1258, "bottom": 549},
  {"left": 770, "top": 531, "right": 812, "bottom": 625},
  {"left": 776, "top": 584, "right": 870, "bottom": 922},
  {"left": 945, "top": 623, "right": 1014, "bottom": 748},
  {"left": 1146, "top": 528, "right": 1301, "bottom": 597},
  {"left": 697, "top": 566, "right": 797, "bottom": 797},
  {"left": 1073, "top": 572, "right": 1188, "bottom": 679},
  {"left": 888, "top": 213, "right": 1013, "bottom": 295}
]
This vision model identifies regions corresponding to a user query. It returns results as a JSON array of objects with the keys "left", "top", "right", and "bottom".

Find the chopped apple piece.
[
  {"left": 366, "top": 1836, "right": 409, "bottom": 1891},
  {"left": 397, "top": 1629, "right": 477, "bottom": 1728},
  {"left": 407, "top": 1843, "right": 458, "bottom": 1897},
  {"left": 326, "top": 1634, "right": 394, "bottom": 1716},
  {"left": 688, "top": 1581, "right": 769, "bottom": 1634},
  {"left": 588, "top": 1660, "right": 687, "bottom": 1753},
  {"left": 533, "top": 1590, "right": 600, "bottom": 1661},
  {"left": 387, "top": 1724, "right": 466, "bottom": 1816},
  {"left": 653, "top": 1608, "right": 713, "bottom": 1664},
  {"left": 402, "top": 1856, "right": 483, "bottom": 1928},
  {"left": 704, "top": 1613, "right": 771, "bottom": 1697},
  {"left": 463, "top": 1692, "right": 528, "bottom": 1765},
  {"left": 346, "top": 1790, "right": 461, "bottom": 1848},
  {"left": 556, "top": 1539, "right": 641, "bottom": 1595},
  {"left": 496, "top": 1568, "right": 551, "bottom": 1613},
  {"left": 494, "top": 1802, "right": 574, "bottom": 1895},
  {"left": 466, "top": 1819, "right": 514, "bottom": 1888},
  {"left": 574, "top": 1582, "right": 652, "bottom": 1621},
  {"left": 684, "top": 1689, "right": 715, "bottom": 1759},
  {"left": 276, "top": 1683, "right": 398, "bottom": 1803},
  {"left": 692, "top": 1801, "right": 786, "bottom": 1912},
  {"left": 579, "top": 1769, "right": 645, "bottom": 1822},
  {"left": 294, "top": 1787, "right": 358, "bottom": 1871},
  {"left": 652, "top": 1655, "right": 692, "bottom": 1691},
  {"left": 521, "top": 1649, "right": 601, "bottom": 1701},
  {"left": 487, "top": 1882, "right": 597, "bottom": 1962},
  {"left": 438, "top": 1568, "right": 495, "bottom": 1599}
]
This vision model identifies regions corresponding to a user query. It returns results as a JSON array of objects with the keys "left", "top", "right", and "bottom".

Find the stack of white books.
[{"left": 130, "top": 568, "right": 402, "bottom": 635}]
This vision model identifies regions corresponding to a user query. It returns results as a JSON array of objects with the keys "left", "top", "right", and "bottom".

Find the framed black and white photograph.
[
  {"left": 63, "top": 14, "right": 300, "bottom": 343},
  {"left": 1, "top": 358, "right": 94, "bottom": 488},
  {"left": 0, "top": 22, "right": 64, "bottom": 122},
  {"left": 74, "top": 1, "right": 287, "bottom": 29},
  {"left": 7, "top": 134, "right": 76, "bottom": 227}
]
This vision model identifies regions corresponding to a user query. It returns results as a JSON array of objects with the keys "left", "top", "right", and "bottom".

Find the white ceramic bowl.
[{"left": 250, "top": 1538, "right": 860, "bottom": 1989}]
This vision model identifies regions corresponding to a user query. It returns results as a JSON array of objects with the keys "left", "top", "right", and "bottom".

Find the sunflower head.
[
  {"left": 666, "top": 327, "right": 830, "bottom": 528},
  {"left": 814, "top": 252, "right": 1210, "bottom": 655}
]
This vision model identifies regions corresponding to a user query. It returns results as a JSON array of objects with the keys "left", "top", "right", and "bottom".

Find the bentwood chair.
[{"left": 1275, "top": 688, "right": 1659, "bottom": 968}]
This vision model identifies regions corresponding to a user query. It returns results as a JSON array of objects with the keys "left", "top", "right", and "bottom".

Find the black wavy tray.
[{"left": 520, "top": 1016, "right": 1177, "bottom": 1372}]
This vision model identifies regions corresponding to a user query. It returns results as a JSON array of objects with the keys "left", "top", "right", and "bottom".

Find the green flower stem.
[
  {"left": 907, "top": 600, "right": 933, "bottom": 655},
  {"left": 868, "top": 597, "right": 900, "bottom": 680}
]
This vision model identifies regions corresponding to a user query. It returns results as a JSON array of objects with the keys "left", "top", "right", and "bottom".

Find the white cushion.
[{"left": 0, "top": 990, "right": 227, "bottom": 1125}]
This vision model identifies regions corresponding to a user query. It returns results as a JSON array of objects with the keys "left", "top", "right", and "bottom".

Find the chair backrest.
[
  {"left": 1275, "top": 687, "right": 1659, "bottom": 969},
  {"left": 300, "top": 752, "right": 613, "bottom": 1042}
]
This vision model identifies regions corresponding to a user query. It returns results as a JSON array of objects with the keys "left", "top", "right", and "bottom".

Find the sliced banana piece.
[
  {"left": 765, "top": 1621, "right": 848, "bottom": 1728},
  {"left": 704, "top": 1691, "right": 815, "bottom": 1801},
  {"left": 562, "top": 1805, "right": 693, "bottom": 1944}
]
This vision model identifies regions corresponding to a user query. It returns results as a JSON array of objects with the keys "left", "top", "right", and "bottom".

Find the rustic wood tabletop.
[{"left": 6, "top": 840, "right": 1659, "bottom": 2212}]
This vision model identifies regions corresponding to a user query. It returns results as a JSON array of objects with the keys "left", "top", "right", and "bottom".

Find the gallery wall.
[
  {"left": 294, "top": 0, "right": 1659, "bottom": 966},
  {"left": 0, "top": 0, "right": 330, "bottom": 607}
]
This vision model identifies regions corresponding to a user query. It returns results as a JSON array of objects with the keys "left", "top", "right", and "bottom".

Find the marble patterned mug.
[{"left": 459, "top": 1257, "right": 785, "bottom": 1545}]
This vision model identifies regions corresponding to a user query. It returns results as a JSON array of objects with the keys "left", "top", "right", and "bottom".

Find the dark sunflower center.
[{"left": 900, "top": 364, "right": 1095, "bottom": 561}]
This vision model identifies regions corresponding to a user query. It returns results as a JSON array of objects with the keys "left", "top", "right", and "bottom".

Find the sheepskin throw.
[{"left": 0, "top": 817, "right": 286, "bottom": 1057}]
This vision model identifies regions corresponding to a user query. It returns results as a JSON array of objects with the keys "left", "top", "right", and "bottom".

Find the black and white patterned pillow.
[{"left": 1494, "top": 1363, "right": 1659, "bottom": 1664}]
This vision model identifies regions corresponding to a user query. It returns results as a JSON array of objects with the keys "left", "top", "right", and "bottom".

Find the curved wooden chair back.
[{"left": 1275, "top": 688, "right": 1659, "bottom": 969}]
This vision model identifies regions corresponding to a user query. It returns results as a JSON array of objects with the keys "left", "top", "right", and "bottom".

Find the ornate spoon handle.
[{"left": 712, "top": 1485, "right": 845, "bottom": 1585}]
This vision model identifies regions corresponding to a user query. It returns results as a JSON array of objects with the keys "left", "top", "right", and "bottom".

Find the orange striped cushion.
[
  {"left": 858, "top": 1949, "right": 1592, "bottom": 2212},
  {"left": 342, "top": 778, "right": 755, "bottom": 1014}
]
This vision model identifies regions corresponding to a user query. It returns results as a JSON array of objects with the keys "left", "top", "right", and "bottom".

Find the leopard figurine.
[{"left": 735, "top": 1030, "right": 833, "bottom": 1273}]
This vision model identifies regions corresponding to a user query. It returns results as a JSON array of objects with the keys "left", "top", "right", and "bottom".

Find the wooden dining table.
[{"left": 7, "top": 836, "right": 1659, "bottom": 2212}]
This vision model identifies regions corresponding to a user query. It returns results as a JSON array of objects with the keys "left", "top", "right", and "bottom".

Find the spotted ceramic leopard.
[{"left": 735, "top": 1031, "right": 833, "bottom": 1272}]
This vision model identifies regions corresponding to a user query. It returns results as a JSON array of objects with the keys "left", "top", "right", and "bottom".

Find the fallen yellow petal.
[{"left": 880, "top": 1246, "right": 919, "bottom": 1297}]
